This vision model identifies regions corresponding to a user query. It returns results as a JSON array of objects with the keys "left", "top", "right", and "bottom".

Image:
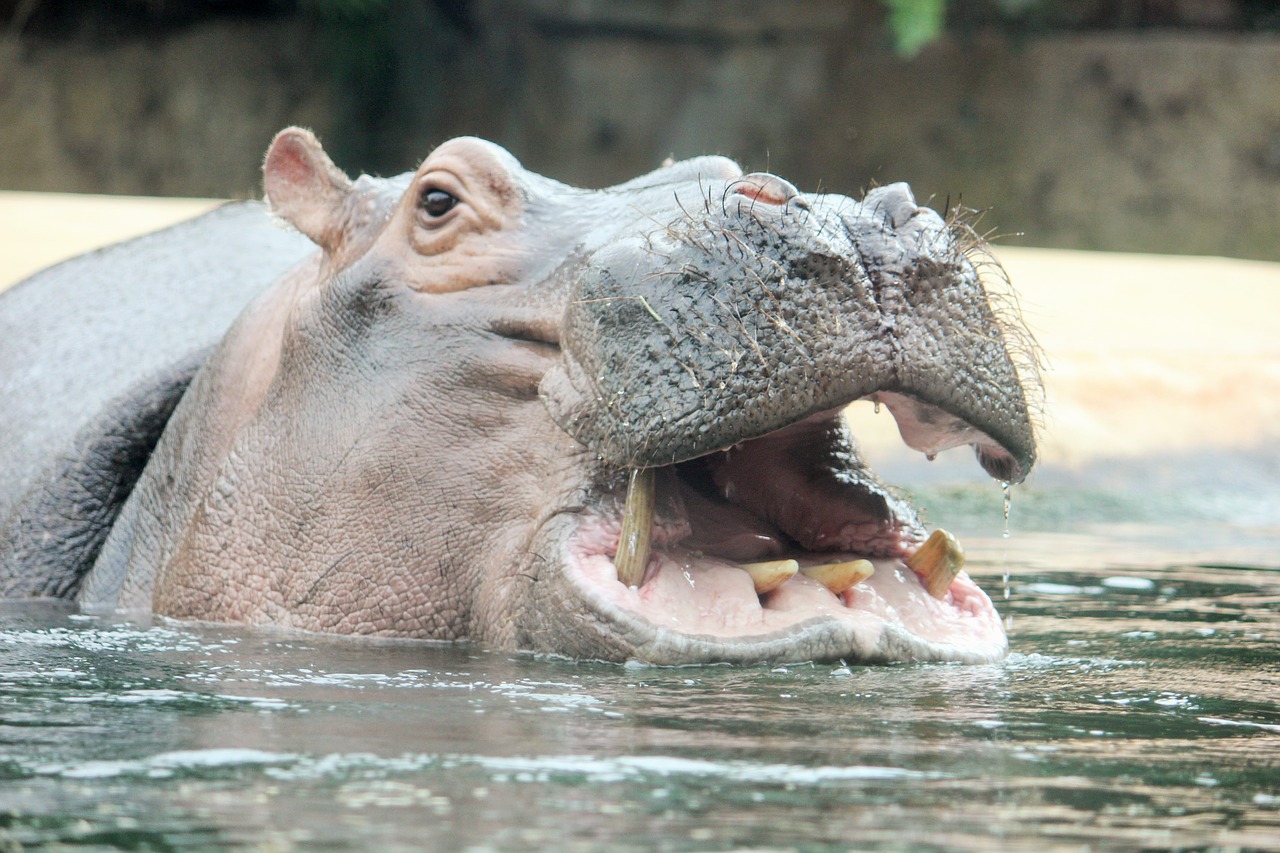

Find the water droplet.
[
  {"left": 1001, "top": 481, "right": 1012, "bottom": 539},
  {"left": 1000, "top": 482, "right": 1013, "bottom": 601},
  {"left": 873, "top": 401, "right": 881, "bottom": 414},
  {"left": 926, "top": 452, "right": 937, "bottom": 462}
]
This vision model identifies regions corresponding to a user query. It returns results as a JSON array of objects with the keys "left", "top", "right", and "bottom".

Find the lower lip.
[{"left": 566, "top": 519, "right": 1008, "bottom": 661}]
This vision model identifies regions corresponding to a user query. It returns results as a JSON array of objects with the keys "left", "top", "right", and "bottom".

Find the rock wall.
[
  {"left": 0, "top": 19, "right": 338, "bottom": 199},
  {"left": 1, "top": 1, "right": 1277, "bottom": 259}
]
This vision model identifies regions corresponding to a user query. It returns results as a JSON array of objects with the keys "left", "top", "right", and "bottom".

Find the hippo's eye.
[{"left": 421, "top": 189, "right": 458, "bottom": 218}]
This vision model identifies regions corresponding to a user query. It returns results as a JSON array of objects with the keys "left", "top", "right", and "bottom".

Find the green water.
[{"left": 2, "top": 484, "right": 1278, "bottom": 851}]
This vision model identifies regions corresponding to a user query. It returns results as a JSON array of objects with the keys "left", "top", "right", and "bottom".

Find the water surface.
[{"left": 2, "top": 482, "right": 1278, "bottom": 851}]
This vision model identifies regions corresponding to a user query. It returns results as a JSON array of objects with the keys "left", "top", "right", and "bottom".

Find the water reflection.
[{"left": 1, "top": 524, "right": 1278, "bottom": 851}]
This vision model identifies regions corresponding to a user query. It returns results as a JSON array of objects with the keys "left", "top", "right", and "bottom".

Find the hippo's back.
[{"left": 0, "top": 201, "right": 314, "bottom": 594}]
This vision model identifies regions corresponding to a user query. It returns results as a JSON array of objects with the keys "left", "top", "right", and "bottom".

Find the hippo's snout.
[
  {"left": 539, "top": 175, "right": 1038, "bottom": 664},
  {"left": 543, "top": 178, "right": 1036, "bottom": 484}
]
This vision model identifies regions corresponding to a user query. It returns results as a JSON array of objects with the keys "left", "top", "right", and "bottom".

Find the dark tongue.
[
  {"left": 677, "top": 481, "right": 787, "bottom": 562},
  {"left": 706, "top": 414, "right": 920, "bottom": 559},
  {"left": 663, "top": 413, "right": 922, "bottom": 564}
]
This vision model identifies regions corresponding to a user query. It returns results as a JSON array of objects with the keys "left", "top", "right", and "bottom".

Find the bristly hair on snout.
[
  {"left": 643, "top": 183, "right": 1046, "bottom": 443},
  {"left": 942, "top": 204, "right": 1047, "bottom": 435}
]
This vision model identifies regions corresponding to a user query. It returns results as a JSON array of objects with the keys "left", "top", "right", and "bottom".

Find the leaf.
[{"left": 883, "top": 0, "right": 947, "bottom": 58}]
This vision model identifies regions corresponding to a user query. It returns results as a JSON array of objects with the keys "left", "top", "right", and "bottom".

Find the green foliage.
[{"left": 882, "top": 0, "right": 947, "bottom": 57}]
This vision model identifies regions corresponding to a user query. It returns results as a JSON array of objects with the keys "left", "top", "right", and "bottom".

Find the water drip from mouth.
[
  {"left": 1001, "top": 481, "right": 1013, "bottom": 602},
  {"left": 1002, "top": 558, "right": 1012, "bottom": 603},
  {"left": 1001, "top": 481, "right": 1012, "bottom": 539}
]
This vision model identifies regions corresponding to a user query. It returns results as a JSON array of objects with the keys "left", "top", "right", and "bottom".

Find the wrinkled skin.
[{"left": 4, "top": 129, "right": 1037, "bottom": 665}]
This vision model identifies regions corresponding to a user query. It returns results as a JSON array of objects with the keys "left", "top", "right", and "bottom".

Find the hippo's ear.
[{"left": 263, "top": 127, "right": 353, "bottom": 252}]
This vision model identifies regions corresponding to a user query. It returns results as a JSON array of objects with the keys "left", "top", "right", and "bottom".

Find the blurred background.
[{"left": 1, "top": 0, "right": 1277, "bottom": 260}]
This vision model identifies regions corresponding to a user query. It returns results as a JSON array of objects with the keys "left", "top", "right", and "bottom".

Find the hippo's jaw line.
[{"left": 557, "top": 410, "right": 1009, "bottom": 666}]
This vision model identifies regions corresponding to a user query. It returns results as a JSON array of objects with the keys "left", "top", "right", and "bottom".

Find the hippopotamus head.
[{"left": 108, "top": 127, "right": 1037, "bottom": 665}]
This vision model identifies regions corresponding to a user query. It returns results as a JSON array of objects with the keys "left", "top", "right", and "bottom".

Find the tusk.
[
  {"left": 800, "top": 559, "right": 875, "bottom": 595},
  {"left": 905, "top": 529, "right": 965, "bottom": 599},
  {"left": 615, "top": 467, "right": 655, "bottom": 588},
  {"left": 739, "top": 559, "right": 799, "bottom": 594}
]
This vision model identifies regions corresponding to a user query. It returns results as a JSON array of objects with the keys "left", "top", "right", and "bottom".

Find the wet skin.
[{"left": 0, "top": 129, "right": 1037, "bottom": 664}]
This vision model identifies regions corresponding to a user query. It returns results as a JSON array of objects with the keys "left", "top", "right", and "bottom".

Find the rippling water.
[{"left": 2, "top": 482, "right": 1278, "bottom": 851}]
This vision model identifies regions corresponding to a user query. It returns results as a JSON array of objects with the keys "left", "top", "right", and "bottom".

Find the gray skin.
[{"left": 0, "top": 128, "right": 1036, "bottom": 665}]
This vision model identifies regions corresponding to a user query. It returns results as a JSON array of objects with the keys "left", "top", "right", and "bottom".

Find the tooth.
[
  {"left": 800, "top": 560, "right": 875, "bottom": 595},
  {"left": 905, "top": 529, "right": 965, "bottom": 598},
  {"left": 615, "top": 467, "right": 655, "bottom": 588},
  {"left": 739, "top": 559, "right": 799, "bottom": 594}
]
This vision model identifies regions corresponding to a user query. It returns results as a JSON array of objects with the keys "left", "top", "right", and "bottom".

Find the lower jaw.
[{"left": 565, "top": 538, "right": 1009, "bottom": 666}]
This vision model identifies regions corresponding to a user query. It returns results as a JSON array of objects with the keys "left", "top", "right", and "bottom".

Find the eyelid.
[{"left": 418, "top": 170, "right": 466, "bottom": 201}]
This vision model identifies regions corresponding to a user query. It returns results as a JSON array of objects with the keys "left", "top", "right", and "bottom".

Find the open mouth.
[{"left": 563, "top": 397, "right": 1017, "bottom": 665}]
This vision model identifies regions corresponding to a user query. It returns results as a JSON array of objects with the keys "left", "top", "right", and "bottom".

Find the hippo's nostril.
[
  {"left": 862, "top": 182, "right": 921, "bottom": 229},
  {"left": 728, "top": 173, "right": 800, "bottom": 207}
]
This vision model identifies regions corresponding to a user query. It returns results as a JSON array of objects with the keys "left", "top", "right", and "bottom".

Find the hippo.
[{"left": 0, "top": 128, "right": 1037, "bottom": 665}]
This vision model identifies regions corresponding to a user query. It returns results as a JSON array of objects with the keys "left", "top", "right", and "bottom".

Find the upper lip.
[{"left": 542, "top": 286, "right": 1037, "bottom": 487}]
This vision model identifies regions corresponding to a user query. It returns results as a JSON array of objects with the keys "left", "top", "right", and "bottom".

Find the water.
[{"left": 2, "top": 484, "right": 1279, "bottom": 851}]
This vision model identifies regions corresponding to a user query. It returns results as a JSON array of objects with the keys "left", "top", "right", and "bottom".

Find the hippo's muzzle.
[{"left": 537, "top": 182, "right": 1038, "bottom": 665}]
